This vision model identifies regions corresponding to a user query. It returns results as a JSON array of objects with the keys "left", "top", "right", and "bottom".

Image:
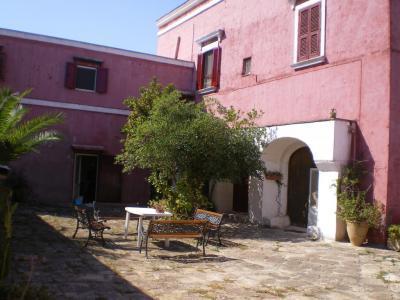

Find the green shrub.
[
  {"left": 336, "top": 162, "right": 381, "bottom": 228},
  {"left": 388, "top": 224, "right": 400, "bottom": 241}
]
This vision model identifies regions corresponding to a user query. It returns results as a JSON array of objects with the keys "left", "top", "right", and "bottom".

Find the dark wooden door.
[
  {"left": 287, "top": 147, "right": 316, "bottom": 227},
  {"left": 233, "top": 178, "right": 248, "bottom": 212}
]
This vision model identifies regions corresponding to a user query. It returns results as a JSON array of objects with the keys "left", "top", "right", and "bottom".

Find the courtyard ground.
[{"left": 9, "top": 205, "right": 400, "bottom": 299}]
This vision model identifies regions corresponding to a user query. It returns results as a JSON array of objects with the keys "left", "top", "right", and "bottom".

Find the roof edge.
[
  {"left": 0, "top": 28, "right": 194, "bottom": 68},
  {"left": 157, "top": 0, "right": 206, "bottom": 28}
]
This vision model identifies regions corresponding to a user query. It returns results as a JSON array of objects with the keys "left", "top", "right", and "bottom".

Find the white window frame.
[
  {"left": 75, "top": 65, "right": 97, "bottom": 92},
  {"left": 196, "top": 29, "right": 224, "bottom": 94},
  {"left": 292, "top": 0, "right": 326, "bottom": 70}
]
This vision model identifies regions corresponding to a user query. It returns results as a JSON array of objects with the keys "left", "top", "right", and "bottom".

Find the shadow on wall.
[
  {"left": 10, "top": 209, "right": 153, "bottom": 299},
  {"left": 355, "top": 126, "right": 386, "bottom": 243}
]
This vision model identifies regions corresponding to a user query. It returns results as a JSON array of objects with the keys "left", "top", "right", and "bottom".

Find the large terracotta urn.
[{"left": 346, "top": 221, "right": 369, "bottom": 246}]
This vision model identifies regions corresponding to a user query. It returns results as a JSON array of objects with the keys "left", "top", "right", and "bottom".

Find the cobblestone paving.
[{"left": 10, "top": 206, "right": 400, "bottom": 299}]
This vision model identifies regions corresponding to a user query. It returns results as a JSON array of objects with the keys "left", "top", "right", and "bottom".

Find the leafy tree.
[
  {"left": 0, "top": 88, "right": 63, "bottom": 164},
  {"left": 117, "top": 80, "right": 269, "bottom": 217}
]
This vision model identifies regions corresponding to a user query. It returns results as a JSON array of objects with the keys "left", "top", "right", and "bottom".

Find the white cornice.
[
  {"left": 157, "top": 0, "right": 224, "bottom": 36},
  {"left": 157, "top": 0, "right": 206, "bottom": 27},
  {"left": 0, "top": 28, "right": 194, "bottom": 68}
]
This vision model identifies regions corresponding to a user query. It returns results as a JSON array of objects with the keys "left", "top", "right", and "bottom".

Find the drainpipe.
[{"left": 349, "top": 122, "right": 357, "bottom": 163}]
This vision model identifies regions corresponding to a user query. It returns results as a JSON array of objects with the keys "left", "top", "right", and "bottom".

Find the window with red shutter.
[
  {"left": 197, "top": 47, "right": 221, "bottom": 92},
  {"left": 65, "top": 58, "right": 108, "bottom": 93},
  {"left": 294, "top": 0, "right": 324, "bottom": 68}
]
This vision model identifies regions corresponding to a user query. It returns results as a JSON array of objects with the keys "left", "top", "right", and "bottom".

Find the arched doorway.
[{"left": 287, "top": 147, "right": 316, "bottom": 227}]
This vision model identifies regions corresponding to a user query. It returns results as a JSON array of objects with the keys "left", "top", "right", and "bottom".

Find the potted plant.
[
  {"left": 264, "top": 170, "right": 282, "bottom": 182},
  {"left": 336, "top": 162, "right": 381, "bottom": 246},
  {"left": 149, "top": 199, "right": 167, "bottom": 213},
  {"left": 387, "top": 225, "right": 400, "bottom": 251}
]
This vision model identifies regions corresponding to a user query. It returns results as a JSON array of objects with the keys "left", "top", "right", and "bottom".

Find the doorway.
[
  {"left": 287, "top": 147, "right": 316, "bottom": 227},
  {"left": 233, "top": 178, "right": 249, "bottom": 212},
  {"left": 74, "top": 154, "right": 99, "bottom": 203}
]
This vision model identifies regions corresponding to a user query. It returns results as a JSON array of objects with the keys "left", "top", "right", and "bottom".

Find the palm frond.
[{"left": 0, "top": 88, "right": 63, "bottom": 163}]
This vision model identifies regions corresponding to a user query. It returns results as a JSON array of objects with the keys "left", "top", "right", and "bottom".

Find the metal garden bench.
[
  {"left": 193, "top": 208, "right": 224, "bottom": 245},
  {"left": 139, "top": 219, "right": 208, "bottom": 258},
  {"left": 72, "top": 205, "right": 110, "bottom": 247}
]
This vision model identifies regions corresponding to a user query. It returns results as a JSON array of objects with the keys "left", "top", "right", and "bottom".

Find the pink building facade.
[
  {"left": 0, "top": 28, "right": 194, "bottom": 205},
  {"left": 157, "top": 0, "right": 400, "bottom": 242}
]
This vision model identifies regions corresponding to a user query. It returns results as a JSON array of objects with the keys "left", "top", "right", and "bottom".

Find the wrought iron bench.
[
  {"left": 139, "top": 220, "right": 208, "bottom": 258},
  {"left": 72, "top": 206, "right": 110, "bottom": 247},
  {"left": 194, "top": 209, "right": 224, "bottom": 245}
]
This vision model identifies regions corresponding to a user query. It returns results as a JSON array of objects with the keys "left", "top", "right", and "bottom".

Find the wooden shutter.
[
  {"left": 197, "top": 53, "right": 204, "bottom": 90},
  {"left": 211, "top": 47, "right": 221, "bottom": 88},
  {"left": 96, "top": 68, "right": 108, "bottom": 94},
  {"left": 65, "top": 62, "right": 77, "bottom": 89},
  {"left": 309, "top": 4, "right": 321, "bottom": 58},
  {"left": 297, "top": 3, "right": 321, "bottom": 62},
  {"left": 0, "top": 48, "right": 5, "bottom": 81},
  {"left": 298, "top": 8, "right": 310, "bottom": 61}
]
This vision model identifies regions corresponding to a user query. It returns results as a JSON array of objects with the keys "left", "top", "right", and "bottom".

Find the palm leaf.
[{"left": 0, "top": 88, "right": 63, "bottom": 164}]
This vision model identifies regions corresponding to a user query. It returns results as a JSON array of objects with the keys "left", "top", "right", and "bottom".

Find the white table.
[{"left": 124, "top": 207, "right": 173, "bottom": 247}]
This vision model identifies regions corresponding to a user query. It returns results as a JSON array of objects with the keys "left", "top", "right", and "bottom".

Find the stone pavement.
[{"left": 10, "top": 206, "right": 400, "bottom": 299}]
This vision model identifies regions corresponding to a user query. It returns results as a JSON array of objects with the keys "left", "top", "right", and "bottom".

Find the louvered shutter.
[
  {"left": 297, "top": 4, "right": 321, "bottom": 62},
  {"left": 298, "top": 8, "right": 310, "bottom": 61},
  {"left": 309, "top": 4, "right": 321, "bottom": 58},
  {"left": 0, "top": 49, "right": 5, "bottom": 81},
  {"left": 211, "top": 47, "right": 221, "bottom": 88},
  {"left": 197, "top": 53, "right": 204, "bottom": 90},
  {"left": 65, "top": 62, "right": 77, "bottom": 89},
  {"left": 96, "top": 68, "right": 108, "bottom": 94}
]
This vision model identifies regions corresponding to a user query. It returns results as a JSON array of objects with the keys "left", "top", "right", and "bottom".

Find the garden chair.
[
  {"left": 193, "top": 209, "right": 224, "bottom": 245},
  {"left": 72, "top": 204, "right": 110, "bottom": 247}
]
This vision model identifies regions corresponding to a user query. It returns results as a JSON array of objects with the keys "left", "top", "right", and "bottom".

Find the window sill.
[
  {"left": 75, "top": 88, "right": 96, "bottom": 93},
  {"left": 291, "top": 56, "right": 326, "bottom": 70},
  {"left": 197, "top": 86, "right": 217, "bottom": 95}
]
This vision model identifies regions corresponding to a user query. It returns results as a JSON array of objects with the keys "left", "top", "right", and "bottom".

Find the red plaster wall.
[
  {"left": 0, "top": 35, "right": 194, "bottom": 204},
  {"left": 388, "top": 0, "right": 400, "bottom": 225},
  {"left": 157, "top": 0, "right": 394, "bottom": 238}
]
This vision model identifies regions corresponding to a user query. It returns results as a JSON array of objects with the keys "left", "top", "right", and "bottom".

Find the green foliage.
[
  {"left": 0, "top": 88, "right": 63, "bottom": 164},
  {"left": 117, "top": 80, "right": 269, "bottom": 217},
  {"left": 388, "top": 225, "right": 400, "bottom": 241},
  {"left": 0, "top": 188, "right": 17, "bottom": 283},
  {"left": 336, "top": 162, "right": 381, "bottom": 228}
]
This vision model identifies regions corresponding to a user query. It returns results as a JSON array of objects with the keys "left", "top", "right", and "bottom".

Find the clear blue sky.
[{"left": 0, "top": 0, "right": 186, "bottom": 54}]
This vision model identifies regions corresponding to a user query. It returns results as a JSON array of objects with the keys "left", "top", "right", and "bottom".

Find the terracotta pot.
[
  {"left": 346, "top": 221, "right": 369, "bottom": 246},
  {"left": 387, "top": 238, "right": 400, "bottom": 252}
]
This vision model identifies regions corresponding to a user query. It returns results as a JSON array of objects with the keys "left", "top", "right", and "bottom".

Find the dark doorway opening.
[
  {"left": 287, "top": 147, "right": 316, "bottom": 227},
  {"left": 233, "top": 178, "right": 249, "bottom": 212},
  {"left": 74, "top": 154, "right": 98, "bottom": 203}
]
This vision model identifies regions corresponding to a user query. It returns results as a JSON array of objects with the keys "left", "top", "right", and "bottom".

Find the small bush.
[{"left": 388, "top": 224, "right": 400, "bottom": 241}]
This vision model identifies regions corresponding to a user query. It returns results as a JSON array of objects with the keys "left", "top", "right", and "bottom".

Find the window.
[
  {"left": 202, "top": 50, "right": 214, "bottom": 88},
  {"left": 65, "top": 57, "right": 108, "bottom": 93},
  {"left": 242, "top": 57, "right": 252, "bottom": 76},
  {"left": 76, "top": 66, "right": 97, "bottom": 91},
  {"left": 292, "top": 0, "right": 326, "bottom": 69},
  {"left": 196, "top": 29, "right": 224, "bottom": 93}
]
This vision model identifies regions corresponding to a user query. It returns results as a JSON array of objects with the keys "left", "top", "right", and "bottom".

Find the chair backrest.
[
  {"left": 147, "top": 220, "right": 207, "bottom": 238},
  {"left": 74, "top": 206, "right": 90, "bottom": 227},
  {"left": 193, "top": 209, "right": 223, "bottom": 230}
]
